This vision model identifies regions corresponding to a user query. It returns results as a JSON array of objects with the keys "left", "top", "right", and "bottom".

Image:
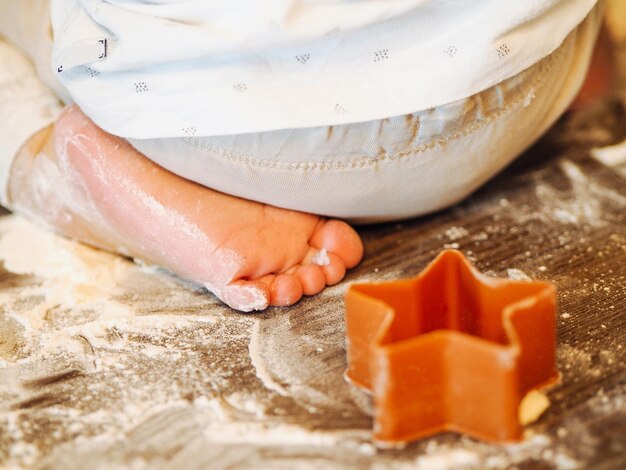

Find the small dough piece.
[{"left": 518, "top": 390, "right": 550, "bottom": 426}]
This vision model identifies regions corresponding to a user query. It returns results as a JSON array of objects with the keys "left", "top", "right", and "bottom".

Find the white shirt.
[{"left": 51, "top": 0, "right": 597, "bottom": 139}]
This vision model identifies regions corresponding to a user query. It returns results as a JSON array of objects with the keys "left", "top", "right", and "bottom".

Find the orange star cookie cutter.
[{"left": 344, "top": 250, "right": 559, "bottom": 444}]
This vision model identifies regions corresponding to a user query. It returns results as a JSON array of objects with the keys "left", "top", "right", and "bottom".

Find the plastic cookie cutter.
[{"left": 344, "top": 250, "right": 559, "bottom": 445}]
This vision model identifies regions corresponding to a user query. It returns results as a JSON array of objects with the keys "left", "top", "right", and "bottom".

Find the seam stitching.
[{"left": 181, "top": 46, "right": 560, "bottom": 171}]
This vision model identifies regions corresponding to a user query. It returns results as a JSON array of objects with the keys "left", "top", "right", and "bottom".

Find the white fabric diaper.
[
  {"left": 130, "top": 4, "right": 603, "bottom": 222},
  {"left": 51, "top": 0, "right": 597, "bottom": 139}
]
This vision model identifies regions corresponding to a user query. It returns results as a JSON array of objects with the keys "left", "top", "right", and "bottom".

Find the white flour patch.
[
  {"left": 507, "top": 268, "right": 532, "bottom": 281},
  {"left": 311, "top": 248, "right": 331, "bottom": 266},
  {"left": 411, "top": 449, "right": 479, "bottom": 470},
  {"left": 0, "top": 215, "right": 130, "bottom": 291},
  {"left": 200, "top": 407, "right": 369, "bottom": 447},
  {"left": 535, "top": 160, "right": 626, "bottom": 226},
  {"left": 591, "top": 138, "right": 626, "bottom": 167},
  {"left": 444, "top": 226, "right": 469, "bottom": 241},
  {"left": 248, "top": 319, "right": 290, "bottom": 397},
  {"left": 0, "top": 216, "right": 136, "bottom": 332}
]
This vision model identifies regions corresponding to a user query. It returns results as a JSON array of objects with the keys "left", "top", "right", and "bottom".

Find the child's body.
[{"left": 0, "top": 0, "right": 610, "bottom": 311}]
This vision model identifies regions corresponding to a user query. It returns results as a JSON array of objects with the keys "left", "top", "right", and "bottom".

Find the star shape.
[{"left": 344, "top": 250, "right": 559, "bottom": 444}]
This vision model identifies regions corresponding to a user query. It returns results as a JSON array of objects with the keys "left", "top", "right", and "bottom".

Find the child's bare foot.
[{"left": 9, "top": 105, "right": 363, "bottom": 311}]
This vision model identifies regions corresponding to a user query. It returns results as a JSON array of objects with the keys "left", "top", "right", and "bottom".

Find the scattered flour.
[
  {"left": 444, "top": 227, "right": 469, "bottom": 241},
  {"left": 534, "top": 160, "right": 626, "bottom": 226},
  {"left": 507, "top": 269, "right": 531, "bottom": 281},
  {"left": 248, "top": 319, "right": 290, "bottom": 397},
  {"left": 311, "top": 248, "right": 331, "bottom": 266},
  {"left": 1, "top": 144, "right": 621, "bottom": 470},
  {"left": 591, "top": 138, "right": 626, "bottom": 167},
  {"left": 412, "top": 449, "right": 479, "bottom": 470},
  {"left": 373, "top": 447, "right": 480, "bottom": 470},
  {"left": 0, "top": 216, "right": 135, "bottom": 330},
  {"left": 0, "top": 216, "right": 131, "bottom": 292}
]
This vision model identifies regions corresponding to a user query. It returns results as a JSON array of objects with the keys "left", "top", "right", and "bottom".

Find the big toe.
[
  {"left": 309, "top": 219, "right": 363, "bottom": 269},
  {"left": 219, "top": 280, "right": 270, "bottom": 312}
]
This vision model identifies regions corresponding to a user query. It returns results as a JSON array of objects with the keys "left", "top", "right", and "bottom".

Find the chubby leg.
[{"left": 9, "top": 105, "right": 363, "bottom": 311}]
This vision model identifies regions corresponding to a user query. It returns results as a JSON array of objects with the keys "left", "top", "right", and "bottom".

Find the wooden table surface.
[{"left": 1, "top": 83, "right": 625, "bottom": 470}]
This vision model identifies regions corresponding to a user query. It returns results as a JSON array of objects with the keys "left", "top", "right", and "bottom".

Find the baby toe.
[
  {"left": 320, "top": 253, "right": 346, "bottom": 286},
  {"left": 296, "top": 264, "right": 326, "bottom": 296},
  {"left": 309, "top": 219, "right": 363, "bottom": 269}
]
